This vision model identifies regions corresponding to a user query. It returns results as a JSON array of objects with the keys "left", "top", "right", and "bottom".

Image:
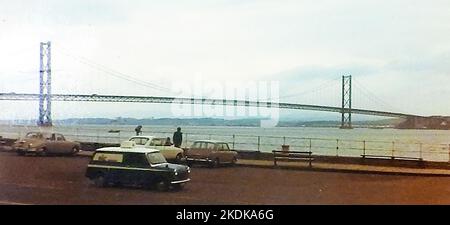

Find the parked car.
[
  {"left": 13, "top": 132, "right": 80, "bottom": 156},
  {"left": 185, "top": 140, "right": 238, "bottom": 167},
  {"left": 85, "top": 145, "right": 190, "bottom": 191},
  {"left": 128, "top": 136, "right": 184, "bottom": 162}
]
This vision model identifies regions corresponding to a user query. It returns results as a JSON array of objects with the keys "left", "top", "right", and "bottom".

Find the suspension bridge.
[{"left": 0, "top": 41, "right": 444, "bottom": 129}]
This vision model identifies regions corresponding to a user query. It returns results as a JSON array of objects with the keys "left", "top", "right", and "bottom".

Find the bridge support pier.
[
  {"left": 38, "top": 41, "right": 52, "bottom": 126},
  {"left": 340, "top": 75, "right": 352, "bottom": 129}
]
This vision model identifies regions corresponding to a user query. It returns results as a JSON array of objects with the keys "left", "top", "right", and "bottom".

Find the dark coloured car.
[{"left": 85, "top": 147, "right": 190, "bottom": 191}]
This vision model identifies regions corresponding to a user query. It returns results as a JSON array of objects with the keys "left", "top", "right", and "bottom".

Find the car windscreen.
[
  {"left": 146, "top": 152, "right": 167, "bottom": 165},
  {"left": 25, "top": 132, "right": 43, "bottom": 139},
  {"left": 129, "top": 137, "right": 149, "bottom": 145}
]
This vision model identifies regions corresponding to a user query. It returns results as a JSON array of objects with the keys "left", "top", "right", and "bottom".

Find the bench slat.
[{"left": 361, "top": 155, "right": 422, "bottom": 161}]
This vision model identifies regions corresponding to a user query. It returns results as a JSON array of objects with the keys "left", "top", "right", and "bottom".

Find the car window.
[
  {"left": 149, "top": 138, "right": 164, "bottom": 146},
  {"left": 191, "top": 142, "right": 202, "bottom": 149},
  {"left": 206, "top": 142, "right": 215, "bottom": 150},
  {"left": 55, "top": 134, "right": 65, "bottom": 141},
  {"left": 147, "top": 152, "right": 167, "bottom": 165},
  {"left": 129, "top": 137, "right": 149, "bottom": 145},
  {"left": 124, "top": 153, "right": 150, "bottom": 167},
  {"left": 92, "top": 152, "right": 124, "bottom": 163},
  {"left": 218, "top": 143, "right": 230, "bottom": 151},
  {"left": 25, "top": 132, "right": 43, "bottom": 139}
]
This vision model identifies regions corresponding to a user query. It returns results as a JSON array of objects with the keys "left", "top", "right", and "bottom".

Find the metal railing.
[{"left": 1, "top": 126, "right": 450, "bottom": 162}]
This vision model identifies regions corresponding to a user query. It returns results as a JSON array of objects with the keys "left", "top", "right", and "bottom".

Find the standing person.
[
  {"left": 173, "top": 127, "right": 183, "bottom": 148},
  {"left": 135, "top": 125, "right": 142, "bottom": 136}
]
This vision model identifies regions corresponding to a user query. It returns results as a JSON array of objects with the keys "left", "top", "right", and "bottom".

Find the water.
[{"left": 1, "top": 124, "right": 450, "bottom": 162}]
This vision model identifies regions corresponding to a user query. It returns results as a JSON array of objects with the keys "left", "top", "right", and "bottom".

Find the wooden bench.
[
  {"left": 361, "top": 154, "right": 423, "bottom": 165},
  {"left": 273, "top": 150, "right": 314, "bottom": 167}
]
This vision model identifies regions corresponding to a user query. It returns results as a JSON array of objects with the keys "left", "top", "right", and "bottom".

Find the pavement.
[
  {"left": 0, "top": 152, "right": 449, "bottom": 204},
  {"left": 74, "top": 150, "right": 450, "bottom": 177}
]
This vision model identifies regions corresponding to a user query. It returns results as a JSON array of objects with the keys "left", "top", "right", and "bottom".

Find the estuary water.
[{"left": 1, "top": 124, "right": 450, "bottom": 162}]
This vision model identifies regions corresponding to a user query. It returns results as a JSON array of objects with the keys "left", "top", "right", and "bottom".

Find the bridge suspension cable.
[
  {"left": 56, "top": 47, "right": 178, "bottom": 96},
  {"left": 352, "top": 78, "right": 403, "bottom": 113}
]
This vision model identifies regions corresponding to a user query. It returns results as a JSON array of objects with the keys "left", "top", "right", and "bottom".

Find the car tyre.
[
  {"left": 210, "top": 158, "right": 220, "bottom": 168},
  {"left": 172, "top": 183, "right": 185, "bottom": 191},
  {"left": 231, "top": 157, "right": 237, "bottom": 166},
  {"left": 38, "top": 147, "right": 48, "bottom": 157},
  {"left": 72, "top": 146, "right": 80, "bottom": 155},
  {"left": 175, "top": 153, "right": 183, "bottom": 163},
  {"left": 93, "top": 175, "right": 106, "bottom": 188},
  {"left": 155, "top": 180, "right": 169, "bottom": 192},
  {"left": 17, "top": 151, "right": 25, "bottom": 156}
]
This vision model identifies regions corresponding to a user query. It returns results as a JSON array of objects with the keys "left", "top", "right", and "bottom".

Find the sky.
[{"left": 0, "top": 0, "right": 450, "bottom": 121}]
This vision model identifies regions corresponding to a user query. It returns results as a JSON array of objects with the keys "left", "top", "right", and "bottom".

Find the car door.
[
  {"left": 122, "top": 153, "right": 151, "bottom": 185},
  {"left": 220, "top": 143, "right": 235, "bottom": 162},
  {"left": 55, "top": 134, "right": 73, "bottom": 154},
  {"left": 215, "top": 143, "right": 229, "bottom": 162},
  {"left": 44, "top": 133, "right": 58, "bottom": 153},
  {"left": 205, "top": 142, "right": 217, "bottom": 161},
  {"left": 187, "top": 142, "right": 203, "bottom": 160}
]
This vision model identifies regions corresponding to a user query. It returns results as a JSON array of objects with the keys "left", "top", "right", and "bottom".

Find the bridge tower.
[
  {"left": 38, "top": 41, "right": 52, "bottom": 126},
  {"left": 340, "top": 75, "right": 352, "bottom": 129}
]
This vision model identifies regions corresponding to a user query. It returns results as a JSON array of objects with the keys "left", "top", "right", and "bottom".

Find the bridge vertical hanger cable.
[{"left": 352, "top": 78, "right": 402, "bottom": 113}]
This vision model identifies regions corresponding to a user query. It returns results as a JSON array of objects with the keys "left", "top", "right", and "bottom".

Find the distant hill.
[{"left": 51, "top": 117, "right": 402, "bottom": 127}]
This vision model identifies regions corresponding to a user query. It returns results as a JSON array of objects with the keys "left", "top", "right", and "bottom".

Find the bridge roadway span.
[{"left": 0, "top": 93, "right": 420, "bottom": 118}]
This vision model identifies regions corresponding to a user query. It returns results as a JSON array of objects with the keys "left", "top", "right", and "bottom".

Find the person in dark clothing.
[
  {"left": 135, "top": 125, "right": 142, "bottom": 136},
  {"left": 173, "top": 127, "right": 183, "bottom": 148}
]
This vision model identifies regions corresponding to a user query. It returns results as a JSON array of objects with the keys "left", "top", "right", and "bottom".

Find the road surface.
[{"left": 0, "top": 152, "right": 448, "bottom": 204}]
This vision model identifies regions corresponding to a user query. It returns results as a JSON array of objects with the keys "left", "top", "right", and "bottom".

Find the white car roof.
[
  {"left": 129, "top": 136, "right": 155, "bottom": 140},
  {"left": 95, "top": 147, "right": 160, "bottom": 154},
  {"left": 194, "top": 140, "right": 228, "bottom": 144}
]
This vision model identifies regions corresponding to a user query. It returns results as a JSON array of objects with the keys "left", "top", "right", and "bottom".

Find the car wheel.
[
  {"left": 210, "top": 158, "right": 220, "bottom": 168},
  {"left": 172, "top": 183, "right": 185, "bottom": 191},
  {"left": 231, "top": 157, "right": 237, "bottom": 166},
  {"left": 155, "top": 180, "right": 169, "bottom": 192},
  {"left": 93, "top": 175, "right": 106, "bottom": 188},
  {"left": 72, "top": 146, "right": 80, "bottom": 155},
  {"left": 17, "top": 151, "right": 25, "bottom": 156},
  {"left": 38, "top": 148, "right": 48, "bottom": 157},
  {"left": 175, "top": 153, "right": 183, "bottom": 163}
]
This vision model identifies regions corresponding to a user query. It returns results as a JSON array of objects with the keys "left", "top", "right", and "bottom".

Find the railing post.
[
  {"left": 309, "top": 138, "right": 312, "bottom": 152},
  {"left": 96, "top": 130, "right": 100, "bottom": 143},
  {"left": 283, "top": 136, "right": 286, "bottom": 145},
  {"left": 363, "top": 140, "right": 366, "bottom": 157},
  {"left": 257, "top": 136, "right": 261, "bottom": 151},
  {"left": 185, "top": 133, "right": 188, "bottom": 148},
  {"left": 336, "top": 139, "right": 339, "bottom": 157},
  {"left": 391, "top": 141, "right": 395, "bottom": 159},
  {"left": 419, "top": 143, "right": 423, "bottom": 160},
  {"left": 448, "top": 144, "right": 450, "bottom": 163},
  {"left": 232, "top": 134, "right": 235, "bottom": 150}
]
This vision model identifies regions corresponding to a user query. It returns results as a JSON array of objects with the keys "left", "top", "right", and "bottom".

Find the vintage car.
[
  {"left": 85, "top": 144, "right": 190, "bottom": 191},
  {"left": 13, "top": 132, "right": 80, "bottom": 156},
  {"left": 185, "top": 140, "right": 238, "bottom": 167},
  {"left": 128, "top": 136, "right": 184, "bottom": 162}
]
